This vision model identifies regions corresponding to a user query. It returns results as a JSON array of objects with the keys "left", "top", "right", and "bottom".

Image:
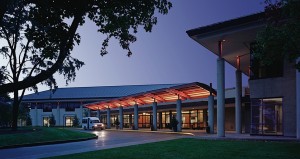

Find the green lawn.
[
  {"left": 0, "top": 127, "right": 96, "bottom": 148},
  {"left": 45, "top": 138, "right": 300, "bottom": 159}
]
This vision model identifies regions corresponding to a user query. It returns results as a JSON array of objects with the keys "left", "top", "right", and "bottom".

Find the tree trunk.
[{"left": 11, "top": 90, "right": 19, "bottom": 131}]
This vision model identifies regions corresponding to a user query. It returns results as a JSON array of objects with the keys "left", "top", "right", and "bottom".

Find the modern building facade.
[{"left": 187, "top": 12, "right": 299, "bottom": 137}]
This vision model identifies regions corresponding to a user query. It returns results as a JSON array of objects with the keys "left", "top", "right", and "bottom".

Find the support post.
[
  {"left": 134, "top": 104, "right": 138, "bottom": 130},
  {"left": 235, "top": 69, "right": 242, "bottom": 134},
  {"left": 208, "top": 83, "right": 214, "bottom": 134},
  {"left": 152, "top": 102, "right": 157, "bottom": 131},
  {"left": 176, "top": 99, "right": 182, "bottom": 132},
  {"left": 97, "top": 109, "right": 100, "bottom": 120},
  {"left": 217, "top": 41, "right": 225, "bottom": 137},
  {"left": 297, "top": 57, "right": 300, "bottom": 139},
  {"left": 35, "top": 104, "right": 38, "bottom": 126},
  {"left": 107, "top": 108, "right": 111, "bottom": 129},
  {"left": 119, "top": 106, "right": 123, "bottom": 129},
  {"left": 57, "top": 103, "right": 60, "bottom": 126}
]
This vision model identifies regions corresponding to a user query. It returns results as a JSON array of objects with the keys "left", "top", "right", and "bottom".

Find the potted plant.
[{"left": 114, "top": 117, "right": 120, "bottom": 129}]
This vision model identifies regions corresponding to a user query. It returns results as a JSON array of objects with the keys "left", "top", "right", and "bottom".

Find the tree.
[
  {"left": 0, "top": 0, "right": 172, "bottom": 130},
  {"left": 170, "top": 115, "right": 178, "bottom": 132},
  {"left": 49, "top": 114, "right": 56, "bottom": 127},
  {"left": 26, "top": 115, "right": 32, "bottom": 126},
  {"left": 73, "top": 115, "right": 80, "bottom": 127},
  {"left": 253, "top": 0, "right": 300, "bottom": 71}
]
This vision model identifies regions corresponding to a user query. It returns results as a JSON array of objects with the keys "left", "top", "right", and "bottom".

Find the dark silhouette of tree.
[
  {"left": 254, "top": 0, "right": 300, "bottom": 71},
  {"left": 73, "top": 115, "right": 79, "bottom": 127},
  {"left": 0, "top": 0, "right": 172, "bottom": 130},
  {"left": 49, "top": 114, "right": 56, "bottom": 127}
]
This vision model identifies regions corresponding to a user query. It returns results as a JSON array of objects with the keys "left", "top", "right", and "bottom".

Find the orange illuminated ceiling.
[{"left": 85, "top": 82, "right": 216, "bottom": 110}]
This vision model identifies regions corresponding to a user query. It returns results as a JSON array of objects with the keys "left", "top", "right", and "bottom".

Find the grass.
[
  {"left": 45, "top": 138, "right": 300, "bottom": 159},
  {"left": 0, "top": 127, "right": 96, "bottom": 148}
]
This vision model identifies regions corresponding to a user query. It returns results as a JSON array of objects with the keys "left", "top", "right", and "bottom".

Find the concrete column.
[
  {"left": 134, "top": 104, "right": 138, "bottom": 130},
  {"left": 217, "top": 57, "right": 225, "bottom": 137},
  {"left": 208, "top": 95, "right": 214, "bottom": 134},
  {"left": 159, "top": 112, "right": 163, "bottom": 129},
  {"left": 235, "top": 69, "right": 242, "bottom": 134},
  {"left": 80, "top": 105, "right": 83, "bottom": 121},
  {"left": 87, "top": 109, "right": 91, "bottom": 117},
  {"left": 107, "top": 108, "right": 111, "bottom": 129},
  {"left": 35, "top": 105, "right": 38, "bottom": 126},
  {"left": 97, "top": 109, "right": 100, "bottom": 119},
  {"left": 176, "top": 99, "right": 182, "bottom": 132},
  {"left": 152, "top": 102, "right": 157, "bottom": 131},
  {"left": 119, "top": 106, "right": 123, "bottom": 129},
  {"left": 57, "top": 103, "right": 60, "bottom": 126},
  {"left": 297, "top": 57, "right": 300, "bottom": 139}
]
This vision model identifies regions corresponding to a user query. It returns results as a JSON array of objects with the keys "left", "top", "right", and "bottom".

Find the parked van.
[{"left": 82, "top": 117, "right": 105, "bottom": 130}]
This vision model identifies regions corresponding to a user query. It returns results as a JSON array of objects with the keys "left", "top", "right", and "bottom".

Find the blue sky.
[{"left": 5, "top": 0, "right": 266, "bottom": 94}]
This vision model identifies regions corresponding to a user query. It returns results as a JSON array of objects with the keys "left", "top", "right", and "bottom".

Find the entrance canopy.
[
  {"left": 186, "top": 12, "right": 265, "bottom": 75},
  {"left": 85, "top": 82, "right": 216, "bottom": 110}
]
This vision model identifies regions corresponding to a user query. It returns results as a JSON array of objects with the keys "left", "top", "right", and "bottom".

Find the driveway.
[{"left": 0, "top": 130, "right": 185, "bottom": 159}]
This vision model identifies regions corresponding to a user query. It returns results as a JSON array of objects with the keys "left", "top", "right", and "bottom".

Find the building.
[
  {"left": 22, "top": 82, "right": 249, "bottom": 133},
  {"left": 22, "top": 12, "right": 299, "bottom": 138},
  {"left": 186, "top": 12, "right": 299, "bottom": 137}
]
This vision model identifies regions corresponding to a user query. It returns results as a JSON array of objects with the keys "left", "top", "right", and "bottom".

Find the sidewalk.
[{"left": 107, "top": 128, "right": 299, "bottom": 142}]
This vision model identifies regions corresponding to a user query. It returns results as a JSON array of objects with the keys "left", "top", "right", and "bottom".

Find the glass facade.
[{"left": 251, "top": 98, "right": 283, "bottom": 135}]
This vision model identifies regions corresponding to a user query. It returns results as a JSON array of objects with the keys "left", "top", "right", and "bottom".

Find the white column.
[
  {"left": 297, "top": 57, "right": 300, "bottom": 139},
  {"left": 176, "top": 99, "right": 182, "bottom": 132},
  {"left": 208, "top": 94, "right": 214, "bottom": 134},
  {"left": 235, "top": 69, "right": 242, "bottom": 134},
  {"left": 119, "top": 106, "right": 123, "bottom": 129},
  {"left": 152, "top": 102, "right": 157, "bottom": 131},
  {"left": 217, "top": 57, "right": 225, "bottom": 137},
  {"left": 57, "top": 103, "right": 60, "bottom": 126},
  {"left": 97, "top": 109, "right": 100, "bottom": 119},
  {"left": 87, "top": 109, "right": 91, "bottom": 117},
  {"left": 80, "top": 105, "right": 83, "bottom": 121},
  {"left": 134, "top": 104, "right": 138, "bottom": 130},
  {"left": 107, "top": 108, "right": 111, "bottom": 129},
  {"left": 35, "top": 105, "right": 38, "bottom": 126}
]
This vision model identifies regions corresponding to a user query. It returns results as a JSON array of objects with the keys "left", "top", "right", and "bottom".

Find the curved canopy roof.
[{"left": 85, "top": 82, "right": 216, "bottom": 110}]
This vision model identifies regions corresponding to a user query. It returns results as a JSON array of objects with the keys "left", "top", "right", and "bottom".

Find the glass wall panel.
[{"left": 251, "top": 98, "right": 283, "bottom": 135}]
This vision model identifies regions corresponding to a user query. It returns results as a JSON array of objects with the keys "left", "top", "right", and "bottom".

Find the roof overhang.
[
  {"left": 85, "top": 82, "right": 216, "bottom": 110},
  {"left": 186, "top": 12, "right": 266, "bottom": 75}
]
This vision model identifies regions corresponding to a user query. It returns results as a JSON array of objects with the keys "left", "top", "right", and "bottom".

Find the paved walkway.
[{"left": 0, "top": 128, "right": 298, "bottom": 159}]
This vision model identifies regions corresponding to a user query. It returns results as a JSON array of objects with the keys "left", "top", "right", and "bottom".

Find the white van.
[{"left": 82, "top": 117, "right": 105, "bottom": 130}]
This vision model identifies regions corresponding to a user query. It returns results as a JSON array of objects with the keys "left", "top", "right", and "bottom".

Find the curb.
[
  {"left": 0, "top": 135, "right": 98, "bottom": 150},
  {"left": 105, "top": 129, "right": 195, "bottom": 136}
]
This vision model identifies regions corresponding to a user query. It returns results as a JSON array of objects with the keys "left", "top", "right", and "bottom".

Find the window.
[
  {"left": 43, "top": 117, "right": 50, "bottom": 126},
  {"left": 43, "top": 103, "right": 52, "bottom": 112},
  {"left": 251, "top": 98, "right": 283, "bottom": 135},
  {"left": 65, "top": 116, "right": 74, "bottom": 127}
]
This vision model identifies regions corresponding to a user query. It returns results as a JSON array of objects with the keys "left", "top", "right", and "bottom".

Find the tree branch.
[{"left": 0, "top": 10, "right": 85, "bottom": 94}]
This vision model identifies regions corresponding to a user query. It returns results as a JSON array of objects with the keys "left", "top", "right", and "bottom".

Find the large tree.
[
  {"left": 253, "top": 0, "right": 300, "bottom": 70},
  {"left": 0, "top": 0, "right": 172, "bottom": 130}
]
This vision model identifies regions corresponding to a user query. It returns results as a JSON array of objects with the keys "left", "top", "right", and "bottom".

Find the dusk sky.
[{"left": 3, "top": 0, "right": 266, "bottom": 95}]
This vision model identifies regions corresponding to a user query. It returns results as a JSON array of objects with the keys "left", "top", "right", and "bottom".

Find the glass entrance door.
[{"left": 251, "top": 98, "right": 283, "bottom": 135}]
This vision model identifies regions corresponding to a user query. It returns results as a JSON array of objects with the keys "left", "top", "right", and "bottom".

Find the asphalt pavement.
[{"left": 0, "top": 130, "right": 185, "bottom": 159}]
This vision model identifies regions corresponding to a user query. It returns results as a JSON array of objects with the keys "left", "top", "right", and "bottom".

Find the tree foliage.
[
  {"left": 0, "top": 0, "right": 172, "bottom": 130},
  {"left": 73, "top": 115, "right": 80, "bottom": 127},
  {"left": 49, "top": 114, "right": 56, "bottom": 127},
  {"left": 254, "top": 0, "right": 300, "bottom": 70}
]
